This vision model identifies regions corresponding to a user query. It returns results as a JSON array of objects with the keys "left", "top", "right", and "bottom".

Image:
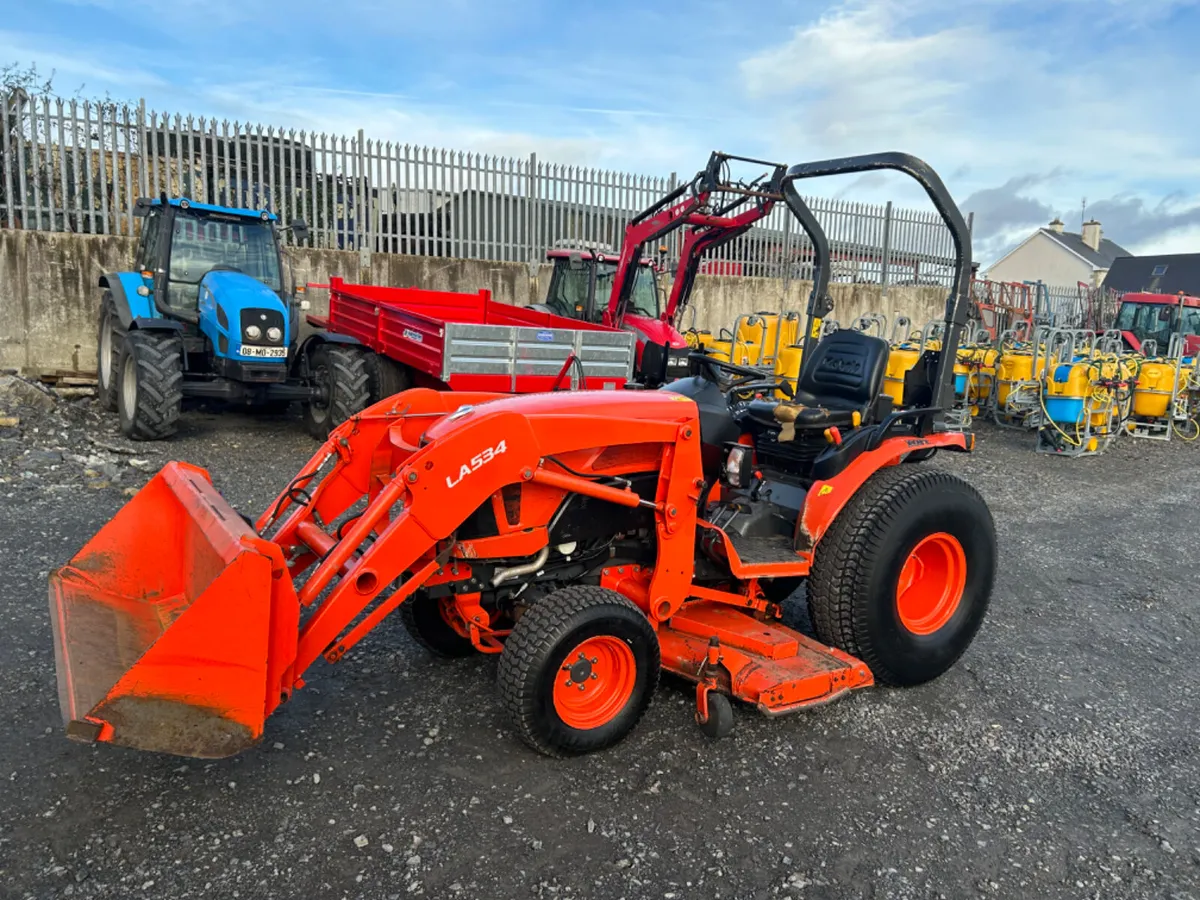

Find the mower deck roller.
[{"left": 49, "top": 150, "right": 995, "bottom": 759}]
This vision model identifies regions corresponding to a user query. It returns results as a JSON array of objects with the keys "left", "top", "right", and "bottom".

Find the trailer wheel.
[
  {"left": 365, "top": 352, "right": 411, "bottom": 405},
  {"left": 116, "top": 330, "right": 183, "bottom": 441},
  {"left": 400, "top": 595, "right": 475, "bottom": 658},
  {"left": 303, "top": 344, "right": 370, "bottom": 439},
  {"left": 809, "top": 468, "right": 995, "bottom": 686},
  {"left": 498, "top": 585, "right": 659, "bottom": 757},
  {"left": 97, "top": 293, "right": 124, "bottom": 411}
]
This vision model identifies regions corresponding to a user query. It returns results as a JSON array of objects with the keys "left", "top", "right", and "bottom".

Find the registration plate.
[{"left": 240, "top": 345, "right": 287, "bottom": 359}]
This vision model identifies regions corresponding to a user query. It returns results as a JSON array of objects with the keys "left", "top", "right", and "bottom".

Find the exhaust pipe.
[{"left": 491, "top": 546, "right": 550, "bottom": 587}]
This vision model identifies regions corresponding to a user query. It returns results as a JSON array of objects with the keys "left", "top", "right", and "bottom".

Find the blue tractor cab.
[{"left": 96, "top": 196, "right": 369, "bottom": 439}]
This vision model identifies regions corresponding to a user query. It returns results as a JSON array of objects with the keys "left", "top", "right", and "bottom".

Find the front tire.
[
  {"left": 498, "top": 586, "right": 659, "bottom": 757},
  {"left": 400, "top": 595, "right": 476, "bottom": 658},
  {"left": 302, "top": 345, "right": 370, "bottom": 439},
  {"left": 116, "top": 331, "right": 183, "bottom": 441},
  {"left": 97, "top": 293, "right": 124, "bottom": 411},
  {"left": 809, "top": 468, "right": 995, "bottom": 686}
]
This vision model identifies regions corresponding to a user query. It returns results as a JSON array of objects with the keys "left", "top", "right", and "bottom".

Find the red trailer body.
[{"left": 308, "top": 278, "right": 637, "bottom": 393}]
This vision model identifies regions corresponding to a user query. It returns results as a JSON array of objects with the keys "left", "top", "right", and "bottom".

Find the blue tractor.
[{"left": 96, "top": 196, "right": 371, "bottom": 440}]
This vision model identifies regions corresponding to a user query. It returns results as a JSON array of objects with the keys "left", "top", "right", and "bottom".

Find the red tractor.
[
  {"left": 49, "top": 152, "right": 995, "bottom": 759},
  {"left": 1113, "top": 292, "right": 1200, "bottom": 356}
]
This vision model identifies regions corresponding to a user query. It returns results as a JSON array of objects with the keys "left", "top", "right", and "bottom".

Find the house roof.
[
  {"left": 1040, "top": 228, "right": 1128, "bottom": 269},
  {"left": 1103, "top": 253, "right": 1200, "bottom": 295}
]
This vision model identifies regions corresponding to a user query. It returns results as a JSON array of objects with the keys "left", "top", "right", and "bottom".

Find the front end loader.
[{"left": 50, "top": 153, "right": 996, "bottom": 759}]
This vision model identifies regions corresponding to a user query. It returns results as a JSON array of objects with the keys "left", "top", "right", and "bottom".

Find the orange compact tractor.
[{"left": 50, "top": 153, "right": 995, "bottom": 758}]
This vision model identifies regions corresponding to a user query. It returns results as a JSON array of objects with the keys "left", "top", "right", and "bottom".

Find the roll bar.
[{"left": 783, "top": 152, "right": 973, "bottom": 413}]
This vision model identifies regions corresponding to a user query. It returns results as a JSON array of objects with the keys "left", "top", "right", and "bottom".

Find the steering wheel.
[{"left": 689, "top": 352, "right": 795, "bottom": 399}]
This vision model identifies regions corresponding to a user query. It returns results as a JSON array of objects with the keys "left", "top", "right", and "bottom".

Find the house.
[
  {"left": 985, "top": 219, "right": 1129, "bottom": 288},
  {"left": 1103, "top": 253, "right": 1200, "bottom": 296}
]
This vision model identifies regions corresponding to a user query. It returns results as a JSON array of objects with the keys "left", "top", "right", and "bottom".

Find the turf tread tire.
[
  {"left": 498, "top": 585, "right": 659, "bottom": 758},
  {"left": 117, "top": 330, "right": 183, "bottom": 441},
  {"left": 809, "top": 467, "right": 995, "bottom": 687}
]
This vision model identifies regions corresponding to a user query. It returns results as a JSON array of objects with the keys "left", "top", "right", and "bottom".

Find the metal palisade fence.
[{"left": 0, "top": 90, "right": 967, "bottom": 287}]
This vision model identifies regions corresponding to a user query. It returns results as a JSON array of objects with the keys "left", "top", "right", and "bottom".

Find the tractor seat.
[{"left": 770, "top": 330, "right": 891, "bottom": 430}]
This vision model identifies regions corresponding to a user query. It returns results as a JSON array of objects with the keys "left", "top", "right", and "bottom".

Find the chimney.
[
  {"left": 1048, "top": 218, "right": 1065, "bottom": 234},
  {"left": 1081, "top": 220, "right": 1102, "bottom": 252}
]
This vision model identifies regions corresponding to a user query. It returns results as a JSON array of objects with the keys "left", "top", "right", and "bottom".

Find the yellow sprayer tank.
[
  {"left": 705, "top": 339, "right": 756, "bottom": 367},
  {"left": 995, "top": 351, "right": 1034, "bottom": 409},
  {"left": 735, "top": 314, "right": 800, "bottom": 366},
  {"left": 774, "top": 345, "right": 804, "bottom": 398},
  {"left": 1042, "top": 361, "right": 1093, "bottom": 426},
  {"left": 958, "top": 346, "right": 999, "bottom": 404},
  {"left": 1132, "top": 361, "right": 1187, "bottom": 418},
  {"left": 883, "top": 345, "right": 920, "bottom": 406},
  {"left": 686, "top": 329, "right": 713, "bottom": 350}
]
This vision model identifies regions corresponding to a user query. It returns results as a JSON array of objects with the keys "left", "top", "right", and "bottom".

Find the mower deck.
[{"left": 660, "top": 602, "right": 873, "bottom": 716}]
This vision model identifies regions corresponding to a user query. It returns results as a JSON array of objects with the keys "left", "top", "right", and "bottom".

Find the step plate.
[{"left": 661, "top": 603, "right": 874, "bottom": 715}]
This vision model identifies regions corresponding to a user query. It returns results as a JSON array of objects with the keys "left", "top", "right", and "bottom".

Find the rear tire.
[
  {"left": 498, "top": 586, "right": 659, "bottom": 757},
  {"left": 302, "top": 344, "right": 370, "bottom": 439},
  {"left": 809, "top": 468, "right": 995, "bottom": 686},
  {"left": 97, "top": 293, "right": 124, "bottom": 412},
  {"left": 400, "top": 595, "right": 475, "bottom": 658},
  {"left": 365, "top": 353, "right": 411, "bottom": 405},
  {"left": 116, "top": 331, "right": 183, "bottom": 441}
]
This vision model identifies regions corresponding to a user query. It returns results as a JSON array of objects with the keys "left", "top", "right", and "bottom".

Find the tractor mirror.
[
  {"left": 289, "top": 219, "right": 310, "bottom": 244},
  {"left": 568, "top": 251, "right": 584, "bottom": 270},
  {"left": 133, "top": 197, "right": 152, "bottom": 217}
]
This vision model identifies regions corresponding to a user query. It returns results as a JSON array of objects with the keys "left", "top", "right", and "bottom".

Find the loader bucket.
[{"left": 49, "top": 462, "right": 299, "bottom": 758}]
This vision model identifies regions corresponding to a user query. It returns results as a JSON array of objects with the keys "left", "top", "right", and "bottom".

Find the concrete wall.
[
  {"left": 685, "top": 276, "right": 946, "bottom": 337},
  {"left": 0, "top": 229, "right": 947, "bottom": 375}
]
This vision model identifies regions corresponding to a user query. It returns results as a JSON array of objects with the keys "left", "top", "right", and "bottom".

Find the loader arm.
[
  {"left": 282, "top": 395, "right": 704, "bottom": 676},
  {"left": 666, "top": 192, "right": 779, "bottom": 326}
]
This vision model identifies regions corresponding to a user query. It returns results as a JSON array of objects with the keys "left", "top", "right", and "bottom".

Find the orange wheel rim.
[
  {"left": 553, "top": 636, "right": 637, "bottom": 730},
  {"left": 896, "top": 532, "right": 967, "bottom": 635}
]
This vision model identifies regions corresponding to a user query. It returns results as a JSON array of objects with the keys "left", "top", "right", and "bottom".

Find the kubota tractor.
[
  {"left": 49, "top": 153, "right": 995, "bottom": 759},
  {"left": 97, "top": 196, "right": 371, "bottom": 440}
]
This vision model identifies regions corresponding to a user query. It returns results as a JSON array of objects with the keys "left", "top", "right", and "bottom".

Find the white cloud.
[
  {"left": 1134, "top": 224, "right": 1200, "bottom": 255},
  {"left": 735, "top": 0, "right": 1200, "bottom": 256}
]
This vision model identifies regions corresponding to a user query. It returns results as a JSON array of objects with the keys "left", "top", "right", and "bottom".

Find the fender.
[
  {"left": 292, "top": 331, "right": 363, "bottom": 375},
  {"left": 796, "top": 431, "right": 971, "bottom": 550},
  {"left": 99, "top": 272, "right": 157, "bottom": 329},
  {"left": 131, "top": 317, "right": 184, "bottom": 332}
]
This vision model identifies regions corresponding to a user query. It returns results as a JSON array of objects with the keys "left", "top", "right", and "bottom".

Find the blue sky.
[{"left": 4, "top": 0, "right": 1200, "bottom": 263}]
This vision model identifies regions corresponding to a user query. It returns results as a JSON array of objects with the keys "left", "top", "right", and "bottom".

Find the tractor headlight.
[
  {"left": 267, "top": 326, "right": 283, "bottom": 343},
  {"left": 245, "top": 324, "right": 262, "bottom": 341},
  {"left": 722, "top": 443, "right": 753, "bottom": 488}
]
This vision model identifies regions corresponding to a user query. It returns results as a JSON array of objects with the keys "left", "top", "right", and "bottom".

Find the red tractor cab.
[
  {"left": 541, "top": 244, "right": 691, "bottom": 384},
  {"left": 1114, "top": 292, "right": 1200, "bottom": 356}
]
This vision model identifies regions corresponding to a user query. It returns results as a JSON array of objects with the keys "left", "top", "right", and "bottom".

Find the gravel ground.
[{"left": 2, "top": 379, "right": 1199, "bottom": 900}]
